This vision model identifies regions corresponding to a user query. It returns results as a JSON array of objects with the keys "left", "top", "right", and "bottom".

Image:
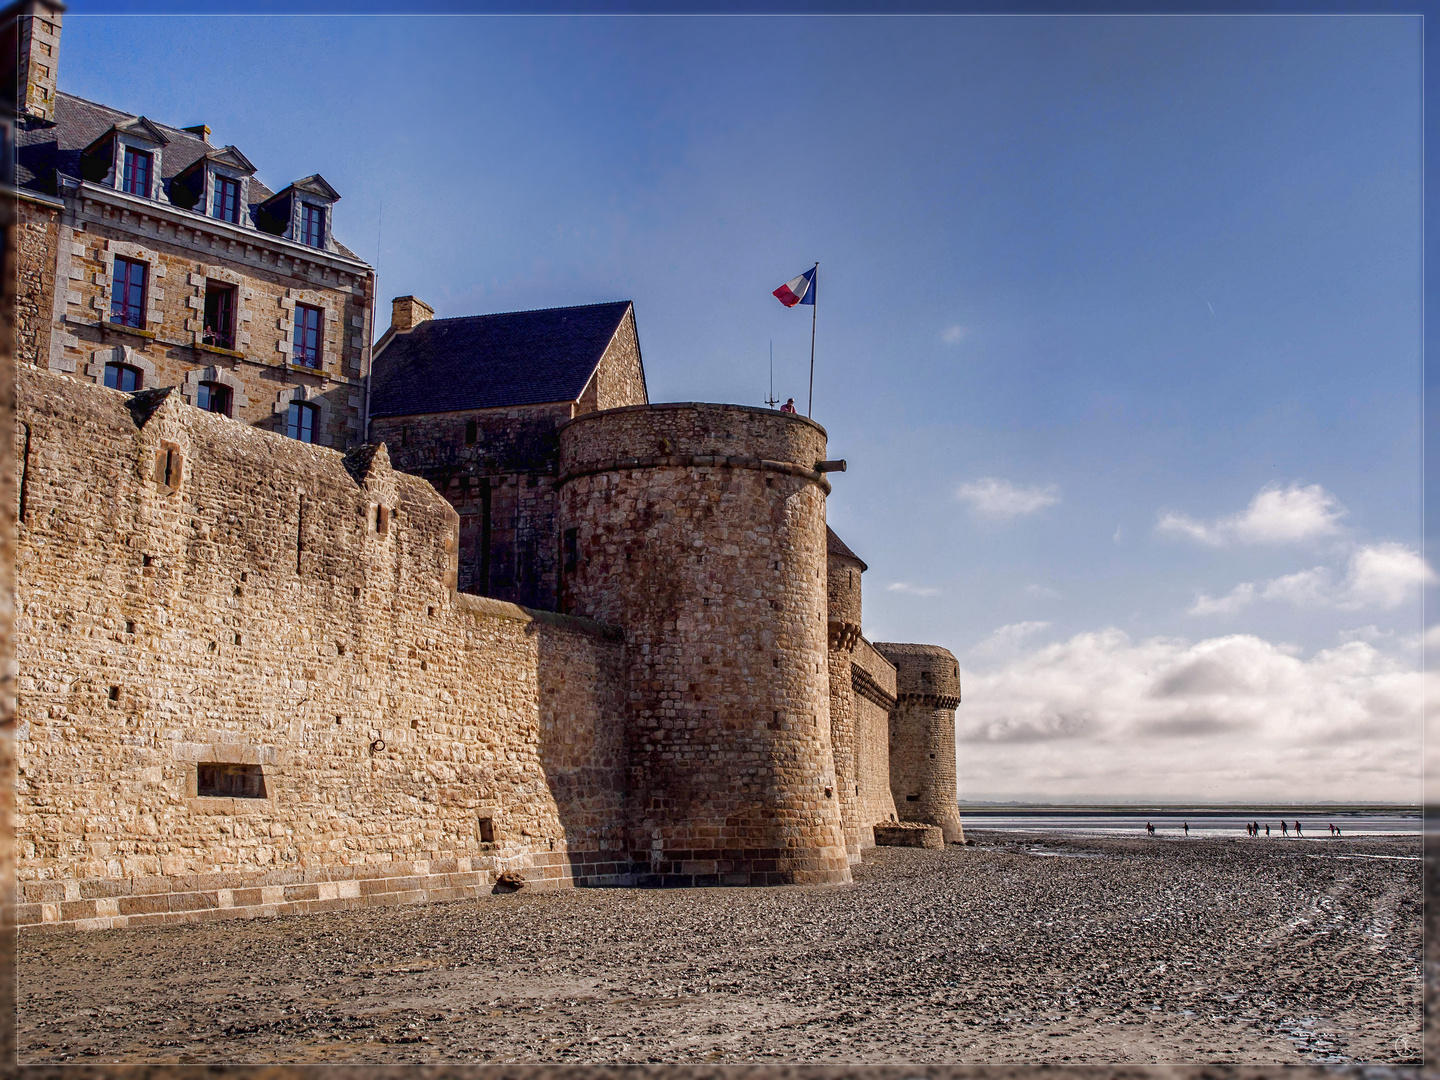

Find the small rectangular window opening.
[
  {"left": 121, "top": 147, "right": 151, "bottom": 197},
  {"left": 563, "top": 528, "right": 578, "bottom": 571},
  {"left": 203, "top": 281, "right": 237, "bottom": 349},
  {"left": 197, "top": 381, "right": 232, "bottom": 417},
  {"left": 477, "top": 816, "right": 495, "bottom": 844},
  {"left": 107, "top": 686, "right": 120, "bottom": 701},
  {"left": 291, "top": 303, "right": 323, "bottom": 368},
  {"left": 211, "top": 176, "right": 240, "bottom": 223},
  {"left": 110, "top": 256, "right": 147, "bottom": 328},
  {"left": 125, "top": 621, "right": 135, "bottom": 634},
  {"left": 464, "top": 420, "right": 477, "bottom": 445},
  {"left": 198, "top": 763, "right": 266, "bottom": 799},
  {"left": 906, "top": 795, "right": 920, "bottom": 802},
  {"left": 376, "top": 505, "right": 389, "bottom": 534}
]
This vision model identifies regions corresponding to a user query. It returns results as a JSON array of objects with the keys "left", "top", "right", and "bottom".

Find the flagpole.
[{"left": 807, "top": 262, "right": 818, "bottom": 417}]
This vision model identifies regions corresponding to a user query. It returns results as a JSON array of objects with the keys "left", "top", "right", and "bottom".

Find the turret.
[
  {"left": 557, "top": 402, "right": 851, "bottom": 887},
  {"left": 875, "top": 642, "right": 964, "bottom": 843}
]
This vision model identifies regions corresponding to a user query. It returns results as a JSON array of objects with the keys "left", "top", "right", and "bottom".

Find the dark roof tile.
[
  {"left": 368, "top": 301, "right": 634, "bottom": 417},
  {"left": 15, "top": 91, "right": 359, "bottom": 259},
  {"left": 827, "top": 526, "right": 868, "bottom": 571}
]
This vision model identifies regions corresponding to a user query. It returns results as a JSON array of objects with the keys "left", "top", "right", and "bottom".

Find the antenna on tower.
[{"left": 765, "top": 340, "right": 780, "bottom": 409}]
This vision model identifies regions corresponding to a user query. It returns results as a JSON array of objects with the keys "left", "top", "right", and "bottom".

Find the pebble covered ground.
[{"left": 18, "top": 831, "right": 1422, "bottom": 1066}]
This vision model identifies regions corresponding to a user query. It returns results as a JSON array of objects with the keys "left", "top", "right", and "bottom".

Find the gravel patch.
[{"left": 18, "top": 832, "right": 1422, "bottom": 1066}]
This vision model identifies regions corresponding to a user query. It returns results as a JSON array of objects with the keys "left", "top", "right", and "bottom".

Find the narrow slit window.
[
  {"left": 478, "top": 816, "right": 495, "bottom": 843},
  {"left": 563, "top": 528, "right": 578, "bottom": 571},
  {"left": 464, "top": 419, "right": 477, "bottom": 445},
  {"left": 154, "top": 444, "right": 183, "bottom": 491},
  {"left": 376, "top": 505, "right": 389, "bottom": 534},
  {"left": 197, "top": 763, "right": 266, "bottom": 799}
]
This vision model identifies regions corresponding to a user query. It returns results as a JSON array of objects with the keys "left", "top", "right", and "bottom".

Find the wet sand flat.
[{"left": 18, "top": 832, "right": 1422, "bottom": 1065}]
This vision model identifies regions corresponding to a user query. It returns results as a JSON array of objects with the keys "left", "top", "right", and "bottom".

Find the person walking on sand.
[
  {"left": 1281, "top": 821, "right": 1288, "bottom": 836},
  {"left": 1265, "top": 823, "right": 1270, "bottom": 836},
  {"left": 1294, "top": 820, "right": 1302, "bottom": 836},
  {"left": 1183, "top": 821, "right": 1189, "bottom": 837}
]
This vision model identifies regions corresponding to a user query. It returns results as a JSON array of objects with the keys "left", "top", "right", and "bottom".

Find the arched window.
[
  {"left": 104, "top": 362, "right": 143, "bottom": 392},
  {"left": 286, "top": 401, "right": 318, "bottom": 443},
  {"left": 196, "top": 381, "right": 231, "bottom": 417}
]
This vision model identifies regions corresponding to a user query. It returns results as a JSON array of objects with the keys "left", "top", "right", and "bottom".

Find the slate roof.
[
  {"left": 368, "top": 301, "right": 636, "bottom": 418},
  {"left": 15, "top": 91, "right": 360, "bottom": 259},
  {"left": 826, "top": 526, "right": 868, "bottom": 572}
]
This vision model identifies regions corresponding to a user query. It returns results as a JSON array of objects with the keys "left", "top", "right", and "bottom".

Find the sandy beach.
[{"left": 18, "top": 831, "right": 1421, "bottom": 1066}]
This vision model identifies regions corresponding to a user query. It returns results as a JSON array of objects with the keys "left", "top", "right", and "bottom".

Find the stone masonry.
[{"left": 10, "top": 3, "right": 967, "bottom": 932}]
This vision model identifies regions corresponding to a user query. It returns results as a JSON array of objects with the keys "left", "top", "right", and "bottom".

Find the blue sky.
[{"left": 61, "top": 11, "right": 1427, "bottom": 802}]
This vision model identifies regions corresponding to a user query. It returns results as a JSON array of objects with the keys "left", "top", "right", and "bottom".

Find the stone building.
[
  {"left": 10, "top": 3, "right": 375, "bottom": 450},
  {"left": 368, "top": 298, "right": 645, "bottom": 608},
  {"left": 10, "top": 2, "right": 965, "bottom": 932}
]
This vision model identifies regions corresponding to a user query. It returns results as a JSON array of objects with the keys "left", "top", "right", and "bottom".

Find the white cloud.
[
  {"left": 941, "top": 324, "right": 967, "bottom": 344},
  {"left": 968, "top": 621, "right": 1051, "bottom": 662},
  {"left": 1158, "top": 482, "right": 1346, "bottom": 547},
  {"left": 1344, "top": 542, "right": 1438, "bottom": 607},
  {"left": 956, "top": 477, "right": 1060, "bottom": 520},
  {"left": 1189, "top": 543, "right": 1436, "bottom": 616},
  {"left": 886, "top": 582, "right": 941, "bottom": 598},
  {"left": 958, "top": 628, "right": 1426, "bottom": 803}
]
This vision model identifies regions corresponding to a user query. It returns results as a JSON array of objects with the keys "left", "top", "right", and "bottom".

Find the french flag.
[{"left": 773, "top": 266, "right": 816, "bottom": 307}]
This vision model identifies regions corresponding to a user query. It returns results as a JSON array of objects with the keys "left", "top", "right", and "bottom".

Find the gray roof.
[
  {"left": 827, "top": 526, "right": 868, "bottom": 572},
  {"left": 15, "top": 91, "right": 359, "bottom": 259},
  {"left": 369, "top": 301, "right": 636, "bottom": 418}
]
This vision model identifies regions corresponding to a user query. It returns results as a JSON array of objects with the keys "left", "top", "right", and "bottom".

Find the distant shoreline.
[{"left": 958, "top": 804, "right": 1420, "bottom": 816}]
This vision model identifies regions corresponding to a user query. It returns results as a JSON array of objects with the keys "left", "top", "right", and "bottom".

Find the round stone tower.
[
  {"left": 826, "top": 527, "right": 866, "bottom": 864},
  {"left": 874, "top": 642, "right": 965, "bottom": 843},
  {"left": 557, "top": 403, "right": 851, "bottom": 886}
]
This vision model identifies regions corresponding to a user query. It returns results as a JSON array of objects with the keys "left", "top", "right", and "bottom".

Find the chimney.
[
  {"left": 390, "top": 295, "right": 434, "bottom": 334},
  {"left": 10, "top": 1, "right": 64, "bottom": 122},
  {"left": 183, "top": 124, "right": 210, "bottom": 143}
]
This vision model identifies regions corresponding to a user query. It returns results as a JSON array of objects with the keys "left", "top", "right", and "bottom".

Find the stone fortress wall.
[
  {"left": 9, "top": 0, "right": 967, "bottom": 933},
  {"left": 16, "top": 365, "right": 962, "bottom": 931},
  {"left": 15, "top": 367, "right": 632, "bottom": 931}
]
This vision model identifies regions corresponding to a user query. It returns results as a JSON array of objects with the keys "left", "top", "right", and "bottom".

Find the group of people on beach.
[
  {"left": 1243, "top": 820, "right": 1342, "bottom": 837},
  {"left": 1142, "top": 819, "right": 1346, "bottom": 838},
  {"left": 1144, "top": 821, "right": 1189, "bottom": 836}
]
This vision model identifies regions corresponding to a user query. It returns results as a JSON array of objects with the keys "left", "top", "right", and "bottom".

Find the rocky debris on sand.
[{"left": 17, "top": 832, "right": 1423, "bottom": 1066}]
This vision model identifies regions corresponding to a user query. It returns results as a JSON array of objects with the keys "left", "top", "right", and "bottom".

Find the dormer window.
[
  {"left": 122, "top": 147, "right": 151, "bottom": 197},
  {"left": 212, "top": 176, "right": 240, "bottom": 223},
  {"left": 299, "top": 203, "right": 325, "bottom": 248}
]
